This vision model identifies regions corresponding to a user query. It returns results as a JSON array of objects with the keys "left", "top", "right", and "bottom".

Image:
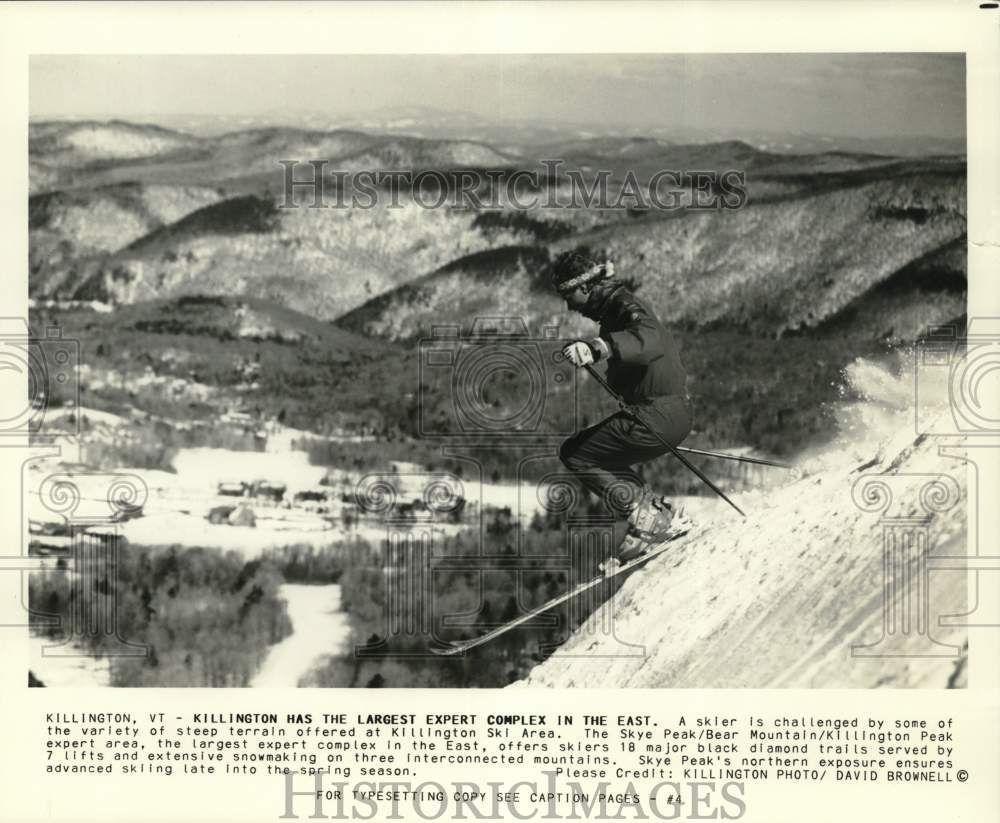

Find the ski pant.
[{"left": 558, "top": 395, "right": 692, "bottom": 520}]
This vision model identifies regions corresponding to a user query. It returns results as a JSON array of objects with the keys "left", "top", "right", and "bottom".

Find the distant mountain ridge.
[
  {"left": 29, "top": 120, "right": 521, "bottom": 194},
  {"left": 29, "top": 119, "right": 966, "bottom": 344},
  {"left": 338, "top": 159, "right": 966, "bottom": 340},
  {"left": 32, "top": 111, "right": 966, "bottom": 157},
  {"left": 26, "top": 119, "right": 969, "bottom": 481}
]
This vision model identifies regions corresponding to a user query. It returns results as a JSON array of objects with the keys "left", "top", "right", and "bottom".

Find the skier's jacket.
[{"left": 596, "top": 286, "right": 692, "bottom": 445}]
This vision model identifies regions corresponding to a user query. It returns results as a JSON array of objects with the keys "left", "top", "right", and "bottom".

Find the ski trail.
[
  {"left": 517, "top": 368, "right": 969, "bottom": 689},
  {"left": 251, "top": 584, "right": 348, "bottom": 687}
]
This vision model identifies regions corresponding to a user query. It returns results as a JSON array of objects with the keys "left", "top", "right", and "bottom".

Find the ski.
[{"left": 430, "top": 524, "right": 692, "bottom": 656}]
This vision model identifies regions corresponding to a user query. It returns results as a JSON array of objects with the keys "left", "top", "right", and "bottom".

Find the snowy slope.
[{"left": 519, "top": 359, "right": 969, "bottom": 689}]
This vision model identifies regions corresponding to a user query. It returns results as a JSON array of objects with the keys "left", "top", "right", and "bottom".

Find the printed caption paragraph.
[{"left": 44, "top": 710, "right": 965, "bottom": 783}]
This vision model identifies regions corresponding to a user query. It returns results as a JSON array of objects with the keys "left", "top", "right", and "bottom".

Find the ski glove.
[{"left": 562, "top": 337, "right": 611, "bottom": 367}]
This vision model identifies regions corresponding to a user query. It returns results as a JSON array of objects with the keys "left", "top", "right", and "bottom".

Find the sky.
[{"left": 30, "top": 53, "right": 965, "bottom": 140}]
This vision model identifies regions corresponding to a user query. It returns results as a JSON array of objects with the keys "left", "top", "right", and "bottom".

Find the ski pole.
[
  {"left": 582, "top": 363, "right": 747, "bottom": 519},
  {"left": 667, "top": 444, "right": 791, "bottom": 470},
  {"left": 571, "top": 359, "right": 789, "bottom": 469},
  {"left": 575, "top": 364, "right": 790, "bottom": 468}
]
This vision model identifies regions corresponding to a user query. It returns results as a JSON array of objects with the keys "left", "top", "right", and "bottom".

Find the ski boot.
[{"left": 601, "top": 488, "right": 688, "bottom": 575}]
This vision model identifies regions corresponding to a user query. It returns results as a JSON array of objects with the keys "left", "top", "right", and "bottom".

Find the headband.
[{"left": 555, "top": 260, "right": 615, "bottom": 293}]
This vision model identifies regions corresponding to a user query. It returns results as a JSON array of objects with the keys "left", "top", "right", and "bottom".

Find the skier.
[{"left": 552, "top": 249, "right": 693, "bottom": 564}]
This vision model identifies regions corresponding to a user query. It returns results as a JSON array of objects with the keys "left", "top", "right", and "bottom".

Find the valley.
[{"left": 25, "top": 118, "right": 967, "bottom": 689}]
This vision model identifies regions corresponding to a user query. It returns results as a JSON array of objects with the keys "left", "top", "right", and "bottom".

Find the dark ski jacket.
[{"left": 596, "top": 287, "right": 687, "bottom": 405}]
